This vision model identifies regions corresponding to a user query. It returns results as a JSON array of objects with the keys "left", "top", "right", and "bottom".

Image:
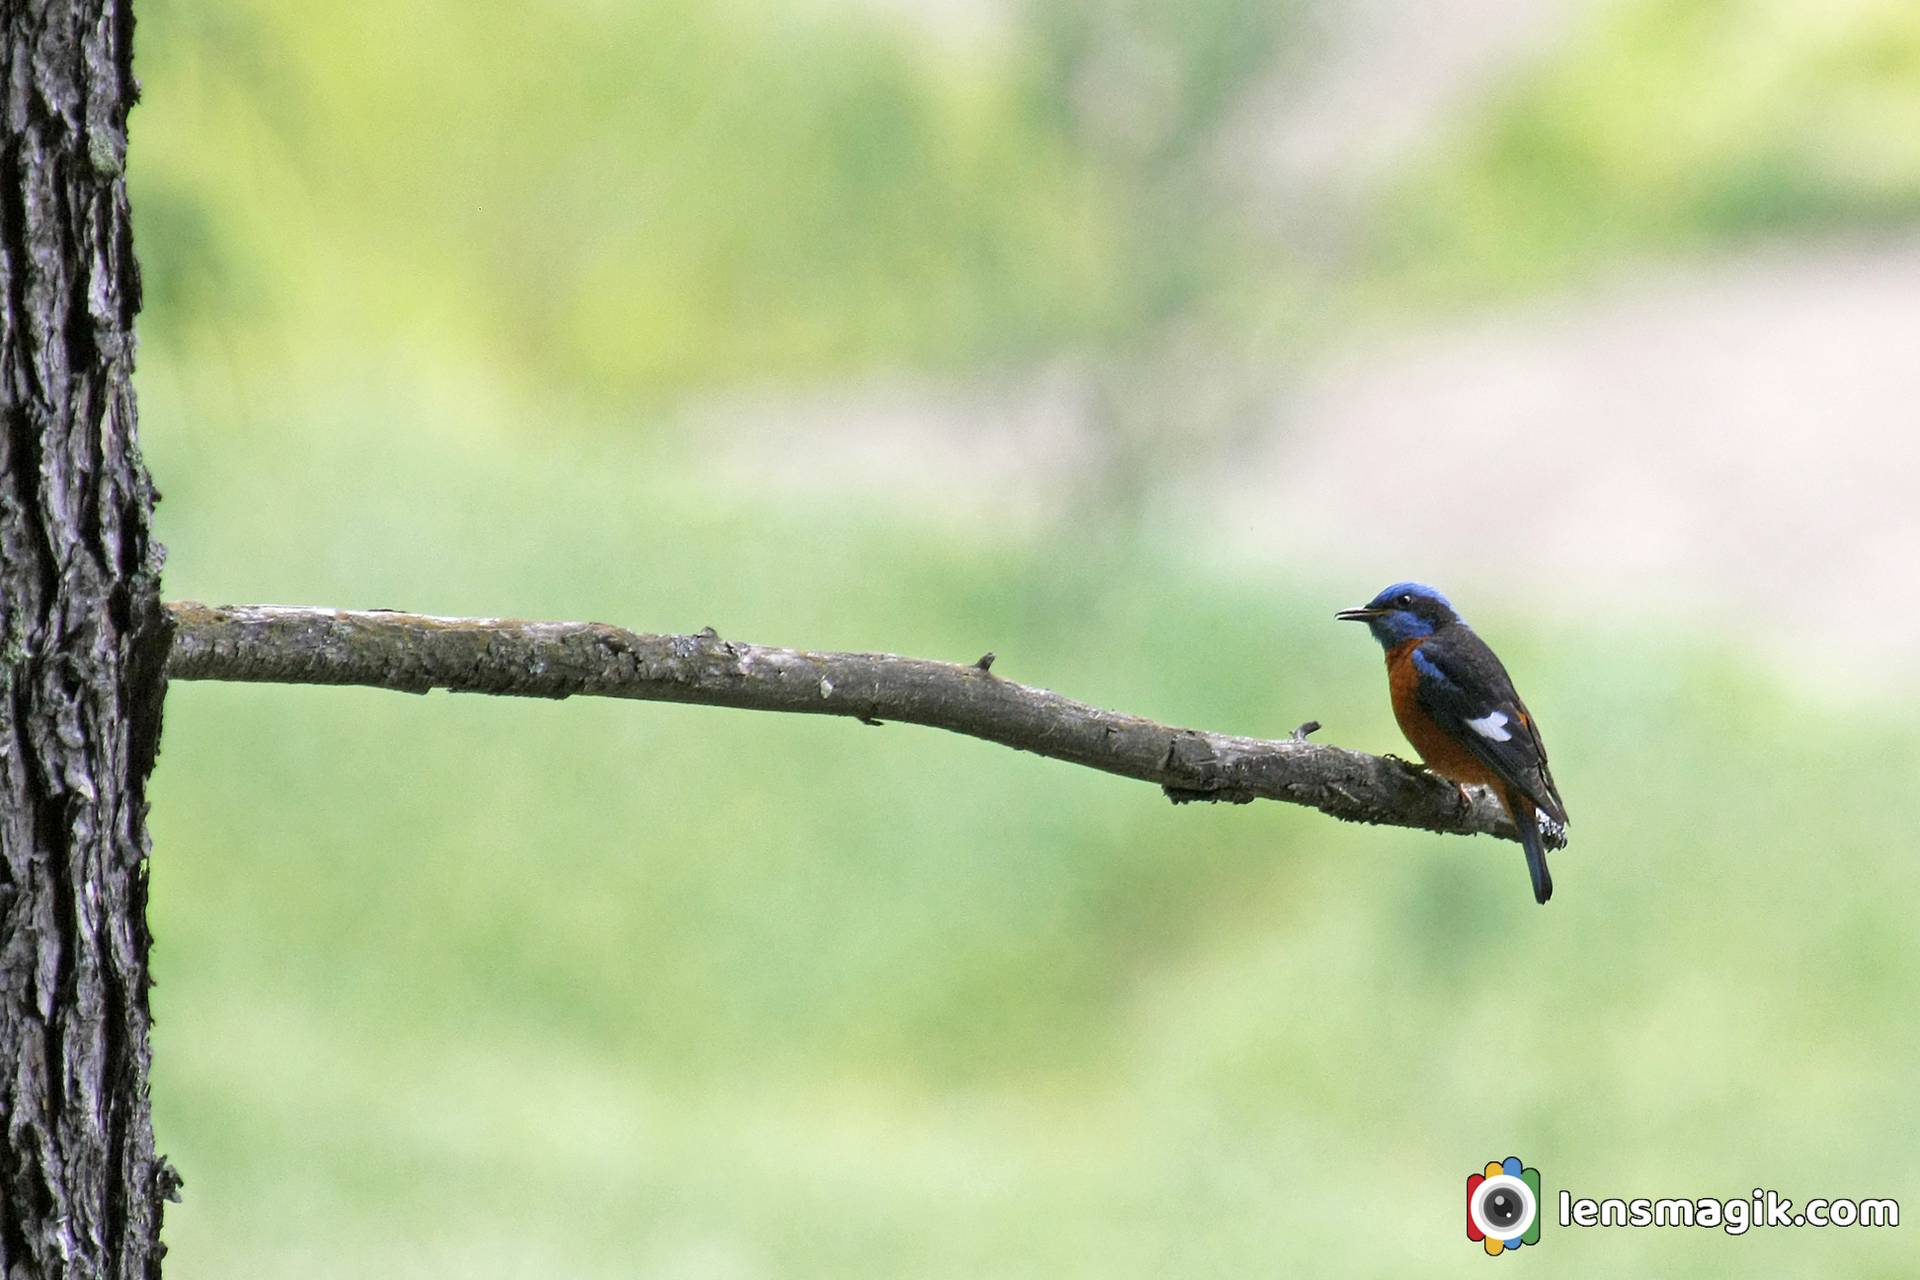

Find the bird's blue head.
[{"left": 1335, "top": 581, "right": 1460, "bottom": 648}]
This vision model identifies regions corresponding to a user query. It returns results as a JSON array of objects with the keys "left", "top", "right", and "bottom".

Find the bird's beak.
[{"left": 1334, "top": 606, "right": 1382, "bottom": 622}]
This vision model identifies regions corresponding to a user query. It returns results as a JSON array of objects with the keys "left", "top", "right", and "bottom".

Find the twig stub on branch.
[{"left": 162, "top": 602, "right": 1555, "bottom": 850}]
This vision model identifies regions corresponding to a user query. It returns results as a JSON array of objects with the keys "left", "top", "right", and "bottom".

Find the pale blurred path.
[
  {"left": 1205, "top": 237, "right": 1920, "bottom": 690},
  {"left": 699, "top": 236, "right": 1920, "bottom": 691},
  {"left": 1220, "top": 0, "right": 1594, "bottom": 222},
  {"left": 708, "top": 1, "right": 1917, "bottom": 688}
]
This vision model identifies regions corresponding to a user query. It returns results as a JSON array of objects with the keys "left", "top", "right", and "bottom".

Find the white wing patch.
[{"left": 1466, "top": 710, "right": 1513, "bottom": 742}]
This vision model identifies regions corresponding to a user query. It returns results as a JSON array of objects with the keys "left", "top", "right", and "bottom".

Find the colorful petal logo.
[{"left": 1467, "top": 1157, "right": 1542, "bottom": 1255}]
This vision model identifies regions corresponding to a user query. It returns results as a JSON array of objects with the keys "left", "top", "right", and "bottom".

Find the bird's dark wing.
[{"left": 1412, "top": 628, "right": 1567, "bottom": 825}]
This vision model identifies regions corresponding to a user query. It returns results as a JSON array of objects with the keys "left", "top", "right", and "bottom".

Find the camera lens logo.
[{"left": 1467, "top": 1157, "right": 1541, "bottom": 1256}]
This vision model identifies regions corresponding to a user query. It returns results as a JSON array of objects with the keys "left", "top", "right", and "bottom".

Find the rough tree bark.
[{"left": 0, "top": 2, "right": 175, "bottom": 1277}]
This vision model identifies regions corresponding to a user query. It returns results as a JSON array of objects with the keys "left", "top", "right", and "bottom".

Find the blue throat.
[{"left": 1368, "top": 610, "right": 1437, "bottom": 649}]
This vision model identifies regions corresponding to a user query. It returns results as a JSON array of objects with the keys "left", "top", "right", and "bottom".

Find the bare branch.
[{"left": 163, "top": 602, "right": 1561, "bottom": 850}]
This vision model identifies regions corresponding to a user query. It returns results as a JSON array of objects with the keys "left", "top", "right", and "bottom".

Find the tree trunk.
[{"left": 0, "top": 1, "right": 174, "bottom": 1276}]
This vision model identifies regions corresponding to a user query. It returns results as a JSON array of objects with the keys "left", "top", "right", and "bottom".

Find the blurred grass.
[
  {"left": 127, "top": 0, "right": 1920, "bottom": 1273},
  {"left": 147, "top": 384, "right": 1920, "bottom": 1276}
]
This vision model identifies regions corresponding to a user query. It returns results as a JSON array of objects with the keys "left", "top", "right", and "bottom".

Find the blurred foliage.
[
  {"left": 1374, "top": 0, "right": 1920, "bottom": 298},
  {"left": 131, "top": 0, "right": 1293, "bottom": 406},
  {"left": 133, "top": 0, "right": 1920, "bottom": 413},
  {"left": 134, "top": 0, "right": 1107, "bottom": 397},
  {"left": 147, "top": 403, "right": 1920, "bottom": 1277},
  {"left": 126, "top": 0, "right": 1920, "bottom": 1274},
  {"left": 1018, "top": 0, "right": 1302, "bottom": 324}
]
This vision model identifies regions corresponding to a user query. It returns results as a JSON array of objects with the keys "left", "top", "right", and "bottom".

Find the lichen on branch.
[{"left": 164, "top": 602, "right": 1558, "bottom": 850}]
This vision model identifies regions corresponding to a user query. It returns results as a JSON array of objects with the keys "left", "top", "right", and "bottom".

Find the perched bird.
[{"left": 1336, "top": 583, "right": 1567, "bottom": 904}]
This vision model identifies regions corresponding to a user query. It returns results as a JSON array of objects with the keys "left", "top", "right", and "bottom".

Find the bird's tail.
[{"left": 1506, "top": 789, "right": 1553, "bottom": 905}]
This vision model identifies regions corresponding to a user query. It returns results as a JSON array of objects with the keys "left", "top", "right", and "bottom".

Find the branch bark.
[{"left": 164, "top": 603, "right": 1563, "bottom": 850}]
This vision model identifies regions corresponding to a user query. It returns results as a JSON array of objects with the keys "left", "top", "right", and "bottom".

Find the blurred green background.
[{"left": 135, "top": 0, "right": 1920, "bottom": 1274}]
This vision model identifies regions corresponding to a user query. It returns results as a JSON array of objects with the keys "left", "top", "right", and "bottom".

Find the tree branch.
[{"left": 162, "top": 602, "right": 1563, "bottom": 850}]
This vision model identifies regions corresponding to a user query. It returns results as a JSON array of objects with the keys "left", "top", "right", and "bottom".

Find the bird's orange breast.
[{"left": 1384, "top": 639, "right": 1499, "bottom": 787}]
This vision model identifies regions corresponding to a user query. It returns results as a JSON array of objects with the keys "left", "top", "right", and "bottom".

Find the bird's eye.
[{"left": 1397, "top": 593, "right": 1414, "bottom": 608}]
